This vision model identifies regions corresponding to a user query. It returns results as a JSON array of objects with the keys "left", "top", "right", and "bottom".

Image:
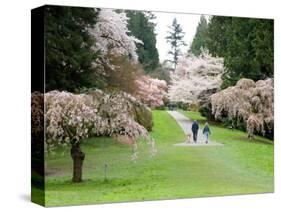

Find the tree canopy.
[
  {"left": 135, "top": 75, "right": 167, "bottom": 107},
  {"left": 206, "top": 16, "right": 274, "bottom": 88},
  {"left": 189, "top": 15, "right": 208, "bottom": 56},
  {"left": 46, "top": 8, "right": 144, "bottom": 93},
  {"left": 45, "top": 6, "right": 100, "bottom": 92},
  {"left": 168, "top": 50, "right": 224, "bottom": 104},
  {"left": 90, "top": 9, "right": 141, "bottom": 63},
  {"left": 126, "top": 11, "right": 159, "bottom": 72}
]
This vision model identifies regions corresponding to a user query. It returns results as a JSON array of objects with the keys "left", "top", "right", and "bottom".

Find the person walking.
[
  {"left": 203, "top": 122, "right": 211, "bottom": 144},
  {"left": 191, "top": 120, "right": 199, "bottom": 143}
]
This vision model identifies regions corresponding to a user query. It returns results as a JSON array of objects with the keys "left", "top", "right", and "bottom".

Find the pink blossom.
[{"left": 135, "top": 75, "right": 167, "bottom": 107}]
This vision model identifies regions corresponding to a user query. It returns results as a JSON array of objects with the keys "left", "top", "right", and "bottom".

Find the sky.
[{"left": 153, "top": 11, "right": 203, "bottom": 62}]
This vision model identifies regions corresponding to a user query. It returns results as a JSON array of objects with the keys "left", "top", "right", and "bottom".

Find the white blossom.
[
  {"left": 32, "top": 89, "right": 156, "bottom": 159},
  {"left": 90, "top": 9, "right": 142, "bottom": 63},
  {"left": 168, "top": 50, "right": 224, "bottom": 104},
  {"left": 211, "top": 78, "right": 274, "bottom": 138}
]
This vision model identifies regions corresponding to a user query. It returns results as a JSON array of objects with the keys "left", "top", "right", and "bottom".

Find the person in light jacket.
[{"left": 202, "top": 122, "right": 211, "bottom": 144}]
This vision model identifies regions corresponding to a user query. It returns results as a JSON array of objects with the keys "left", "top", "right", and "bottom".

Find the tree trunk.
[{"left": 71, "top": 143, "right": 85, "bottom": 183}]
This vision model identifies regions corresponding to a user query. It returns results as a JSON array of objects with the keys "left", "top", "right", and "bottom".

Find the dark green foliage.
[
  {"left": 189, "top": 15, "right": 208, "bottom": 56},
  {"left": 45, "top": 6, "right": 101, "bottom": 92},
  {"left": 198, "top": 103, "right": 215, "bottom": 121},
  {"left": 218, "top": 117, "right": 247, "bottom": 132},
  {"left": 207, "top": 16, "right": 274, "bottom": 88},
  {"left": 176, "top": 102, "right": 188, "bottom": 111},
  {"left": 166, "top": 18, "right": 186, "bottom": 70},
  {"left": 134, "top": 104, "right": 153, "bottom": 131},
  {"left": 126, "top": 11, "right": 159, "bottom": 72},
  {"left": 264, "top": 124, "right": 274, "bottom": 140},
  {"left": 154, "top": 105, "right": 166, "bottom": 110}
]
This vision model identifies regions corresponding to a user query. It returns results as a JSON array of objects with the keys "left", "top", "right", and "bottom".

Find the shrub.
[{"left": 154, "top": 105, "right": 166, "bottom": 110}]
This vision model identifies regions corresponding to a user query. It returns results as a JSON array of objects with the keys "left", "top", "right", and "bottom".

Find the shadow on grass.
[
  {"left": 235, "top": 136, "right": 273, "bottom": 145},
  {"left": 46, "top": 177, "right": 136, "bottom": 190}
]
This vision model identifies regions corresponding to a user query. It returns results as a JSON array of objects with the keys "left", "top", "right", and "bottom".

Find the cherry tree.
[
  {"left": 90, "top": 9, "right": 142, "bottom": 64},
  {"left": 168, "top": 50, "right": 224, "bottom": 104},
  {"left": 37, "top": 89, "right": 156, "bottom": 182},
  {"left": 135, "top": 76, "right": 167, "bottom": 107},
  {"left": 45, "top": 91, "right": 105, "bottom": 182},
  {"left": 211, "top": 78, "right": 274, "bottom": 138}
]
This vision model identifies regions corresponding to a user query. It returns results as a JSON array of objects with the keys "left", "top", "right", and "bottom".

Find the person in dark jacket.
[
  {"left": 191, "top": 120, "right": 199, "bottom": 142},
  {"left": 202, "top": 122, "right": 211, "bottom": 144}
]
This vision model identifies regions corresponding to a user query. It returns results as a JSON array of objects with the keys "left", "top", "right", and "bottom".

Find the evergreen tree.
[
  {"left": 126, "top": 11, "right": 159, "bottom": 72},
  {"left": 207, "top": 16, "right": 274, "bottom": 88},
  {"left": 189, "top": 15, "right": 208, "bottom": 56},
  {"left": 166, "top": 18, "right": 186, "bottom": 70},
  {"left": 45, "top": 6, "right": 100, "bottom": 92}
]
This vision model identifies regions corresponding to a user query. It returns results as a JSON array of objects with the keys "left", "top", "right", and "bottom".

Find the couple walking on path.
[{"left": 191, "top": 120, "right": 211, "bottom": 144}]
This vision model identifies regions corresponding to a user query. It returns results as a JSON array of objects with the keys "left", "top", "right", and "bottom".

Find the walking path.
[{"left": 167, "top": 111, "right": 223, "bottom": 147}]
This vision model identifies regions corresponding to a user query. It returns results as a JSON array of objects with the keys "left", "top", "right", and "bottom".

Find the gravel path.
[{"left": 167, "top": 111, "right": 223, "bottom": 147}]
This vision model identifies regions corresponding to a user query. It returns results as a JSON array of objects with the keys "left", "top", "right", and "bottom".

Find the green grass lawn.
[{"left": 45, "top": 110, "right": 274, "bottom": 206}]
